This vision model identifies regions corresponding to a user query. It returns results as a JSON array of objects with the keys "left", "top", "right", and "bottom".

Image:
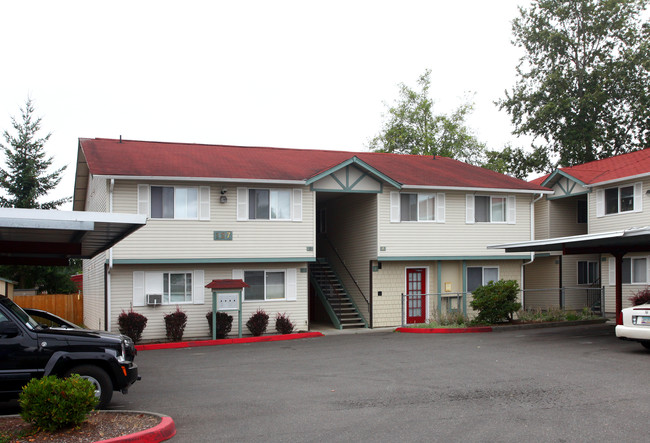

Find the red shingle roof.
[
  {"left": 530, "top": 149, "right": 650, "bottom": 186},
  {"left": 79, "top": 138, "right": 549, "bottom": 191}
]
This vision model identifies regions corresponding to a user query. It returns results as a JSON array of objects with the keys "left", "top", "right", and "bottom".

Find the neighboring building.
[
  {"left": 0, "top": 277, "right": 16, "bottom": 299},
  {"left": 73, "top": 138, "right": 550, "bottom": 339},
  {"left": 526, "top": 149, "right": 650, "bottom": 315}
]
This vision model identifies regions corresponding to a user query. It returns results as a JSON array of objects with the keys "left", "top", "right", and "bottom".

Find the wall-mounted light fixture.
[{"left": 220, "top": 188, "right": 228, "bottom": 203}]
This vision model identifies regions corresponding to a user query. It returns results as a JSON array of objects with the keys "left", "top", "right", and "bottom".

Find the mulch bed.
[{"left": 0, "top": 411, "right": 160, "bottom": 442}]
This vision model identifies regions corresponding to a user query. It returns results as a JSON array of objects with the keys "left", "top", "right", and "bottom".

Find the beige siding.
[
  {"left": 549, "top": 198, "right": 588, "bottom": 238},
  {"left": 371, "top": 259, "right": 522, "bottom": 327},
  {"left": 523, "top": 256, "right": 561, "bottom": 309},
  {"left": 111, "top": 181, "right": 315, "bottom": 260},
  {"left": 322, "top": 194, "right": 377, "bottom": 321},
  {"left": 83, "top": 175, "right": 109, "bottom": 330},
  {"left": 535, "top": 199, "right": 550, "bottom": 240},
  {"left": 110, "top": 263, "right": 309, "bottom": 341},
  {"left": 378, "top": 188, "right": 532, "bottom": 258},
  {"left": 589, "top": 177, "right": 650, "bottom": 233}
]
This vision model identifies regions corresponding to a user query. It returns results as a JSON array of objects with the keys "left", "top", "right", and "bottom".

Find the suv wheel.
[{"left": 65, "top": 365, "right": 113, "bottom": 409}]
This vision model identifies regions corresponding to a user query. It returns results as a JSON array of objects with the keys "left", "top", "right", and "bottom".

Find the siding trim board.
[
  {"left": 379, "top": 255, "right": 531, "bottom": 261},
  {"left": 112, "top": 257, "right": 316, "bottom": 264},
  {"left": 400, "top": 185, "right": 552, "bottom": 195}
]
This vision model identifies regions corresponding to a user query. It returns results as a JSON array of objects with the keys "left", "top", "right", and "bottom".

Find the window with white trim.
[
  {"left": 163, "top": 272, "right": 192, "bottom": 303},
  {"left": 466, "top": 266, "right": 499, "bottom": 292},
  {"left": 151, "top": 186, "right": 198, "bottom": 219},
  {"left": 390, "top": 192, "right": 445, "bottom": 223},
  {"left": 466, "top": 194, "right": 515, "bottom": 224},
  {"left": 622, "top": 257, "right": 647, "bottom": 284},
  {"left": 132, "top": 269, "right": 205, "bottom": 307},
  {"left": 237, "top": 188, "right": 302, "bottom": 221},
  {"left": 605, "top": 185, "right": 634, "bottom": 215},
  {"left": 243, "top": 270, "right": 286, "bottom": 301},
  {"left": 577, "top": 261, "right": 598, "bottom": 285}
]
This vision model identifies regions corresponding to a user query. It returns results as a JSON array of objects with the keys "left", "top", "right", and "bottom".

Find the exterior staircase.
[{"left": 310, "top": 259, "right": 367, "bottom": 329}]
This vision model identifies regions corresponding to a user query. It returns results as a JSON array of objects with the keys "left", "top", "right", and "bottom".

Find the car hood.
[{"left": 37, "top": 326, "right": 124, "bottom": 343}]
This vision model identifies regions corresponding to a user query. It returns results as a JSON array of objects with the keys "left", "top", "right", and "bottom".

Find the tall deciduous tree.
[
  {"left": 0, "top": 98, "right": 69, "bottom": 209},
  {"left": 369, "top": 70, "right": 486, "bottom": 165},
  {"left": 498, "top": 0, "right": 650, "bottom": 168}
]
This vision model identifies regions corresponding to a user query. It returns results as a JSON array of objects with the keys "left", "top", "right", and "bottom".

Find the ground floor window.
[
  {"left": 163, "top": 272, "right": 192, "bottom": 303},
  {"left": 622, "top": 257, "right": 647, "bottom": 284},
  {"left": 244, "top": 270, "right": 286, "bottom": 301},
  {"left": 577, "top": 261, "right": 598, "bottom": 285},
  {"left": 466, "top": 266, "right": 498, "bottom": 292}
]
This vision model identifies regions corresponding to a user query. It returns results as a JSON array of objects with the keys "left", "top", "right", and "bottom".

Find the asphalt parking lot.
[{"left": 3, "top": 323, "right": 649, "bottom": 442}]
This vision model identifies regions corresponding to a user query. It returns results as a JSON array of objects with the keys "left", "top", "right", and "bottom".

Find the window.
[
  {"left": 151, "top": 186, "right": 198, "bottom": 219},
  {"left": 577, "top": 200, "right": 587, "bottom": 224},
  {"left": 238, "top": 188, "right": 301, "bottom": 221},
  {"left": 390, "top": 192, "right": 444, "bottom": 223},
  {"left": 163, "top": 272, "right": 192, "bottom": 303},
  {"left": 466, "top": 266, "right": 499, "bottom": 292},
  {"left": 400, "top": 193, "right": 435, "bottom": 221},
  {"left": 622, "top": 257, "right": 647, "bottom": 284},
  {"left": 604, "top": 185, "right": 635, "bottom": 215},
  {"left": 577, "top": 261, "right": 598, "bottom": 285},
  {"left": 244, "top": 270, "right": 286, "bottom": 301},
  {"left": 475, "top": 196, "right": 506, "bottom": 223}
]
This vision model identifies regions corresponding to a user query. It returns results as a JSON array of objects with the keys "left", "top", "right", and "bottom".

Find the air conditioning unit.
[{"left": 146, "top": 294, "right": 162, "bottom": 306}]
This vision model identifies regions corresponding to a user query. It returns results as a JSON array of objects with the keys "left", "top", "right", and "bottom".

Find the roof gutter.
[
  {"left": 400, "top": 184, "right": 553, "bottom": 195},
  {"left": 93, "top": 175, "right": 306, "bottom": 185}
]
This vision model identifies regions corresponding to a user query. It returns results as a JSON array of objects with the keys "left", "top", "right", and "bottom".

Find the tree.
[
  {"left": 0, "top": 98, "right": 69, "bottom": 209},
  {"left": 369, "top": 70, "right": 486, "bottom": 165},
  {"left": 483, "top": 144, "right": 553, "bottom": 180},
  {"left": 498, "top": 0, "right": 650, "bottom": 168}
]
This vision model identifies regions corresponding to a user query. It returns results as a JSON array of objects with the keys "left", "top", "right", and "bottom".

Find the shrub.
[
  {"left": 164, "top": 306, "right": 187, "bottom": 342},
  {"left": 629, "top": 287, "right": 650, "bottom": 306},
  {"left": 19, "top": 375, "right": 98, "bottom": 432},
  {"left": 275, "top": 312, "right": 294, "bottom": 334},
  {"left": 118, "top": 309, "right": 148, "bottom": 343},
  {"left": 206, "top": 311, "right": 233, "bottom": 338},
  {"left": 470, "top": 279, "right": 522, "bottom": 324},
  {"left": 246, "top": 309, "right": 269, "bottom": 336}
]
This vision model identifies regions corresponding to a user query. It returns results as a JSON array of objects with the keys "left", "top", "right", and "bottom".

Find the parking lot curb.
[
  {"left": 135, "top": 331, "right": 324, "bottom": 351},
  {"left": 94, "top": 411, "right": 175, "bottom": 443},
  {"left": 395, "top": 326, "right": 493, "bottom": 334}
]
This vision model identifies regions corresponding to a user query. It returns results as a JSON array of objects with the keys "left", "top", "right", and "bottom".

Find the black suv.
[{"left": 0, "top": 296, "right": 139, "bottom": 408}]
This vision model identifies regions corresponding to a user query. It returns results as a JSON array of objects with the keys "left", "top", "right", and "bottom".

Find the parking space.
[{"left": 3, "top": 324, "right": 649, "bottom": 441}]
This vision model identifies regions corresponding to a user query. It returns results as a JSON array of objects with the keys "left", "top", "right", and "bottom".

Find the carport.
[
  {"left": 0, "top": 208, "right": 146, "bottom": 266},
  {"left": 489, "top": 227, "right": 650, "bottom": 325}
]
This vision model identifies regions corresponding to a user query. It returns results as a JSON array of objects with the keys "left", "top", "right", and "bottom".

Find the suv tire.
[{"left": 64, "top": 365, "right": 113, "bottom": 409}]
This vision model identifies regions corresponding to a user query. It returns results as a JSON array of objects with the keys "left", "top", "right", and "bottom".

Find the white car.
[{"left": 616, "top": 303, "right": 650, "bottom": 351}]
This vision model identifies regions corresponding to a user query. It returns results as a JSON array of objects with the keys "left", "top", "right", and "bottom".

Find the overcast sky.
[{"left": 0, "top": 0, "right": 533, "bottom": 209}]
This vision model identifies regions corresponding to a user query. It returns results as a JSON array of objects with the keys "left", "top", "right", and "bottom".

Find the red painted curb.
[
  {"left": 395, "top": 326, "right": 493, "bottom": 334},
  {"left": 136, "top": 331, "right": 324, "bottom": 351},
  {"left": 94, "top": 414, "right": 176, "bottom": 443}
]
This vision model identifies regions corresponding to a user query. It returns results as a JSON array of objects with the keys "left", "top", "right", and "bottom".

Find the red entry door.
[{"left": 406, "top": 268, "right": 426, "bottom": 324}]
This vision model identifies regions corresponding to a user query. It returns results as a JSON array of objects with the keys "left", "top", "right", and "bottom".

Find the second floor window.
[
  {"left": 400, "top": 193, "right": 436, "bottom": 221},
  {"left": 466, "top": 194, "right": 515, "bottom": 224},
  {"left": 249, "top": 189, "right": 291, "bottom": 220},
  {"left": 151, "top": 186, "right": 198, "bottom": 219},
  {"left": 605, "top": 186, "right": 634, "bottom": 215}
]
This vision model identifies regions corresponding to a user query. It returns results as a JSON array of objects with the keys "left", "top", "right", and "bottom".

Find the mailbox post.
[{"left": 205, "top": 279, "right": 249, "bottom": 340}]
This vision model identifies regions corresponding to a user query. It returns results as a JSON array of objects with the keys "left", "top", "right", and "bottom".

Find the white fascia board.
[
  {"left": 584, "top": 172, "right": 650, "bottom": 188},
  {"left": 400, "top": 185, "right": 553, "bottom": 195},
  {"left": 95, "top": 175, "right": 306, "bottom": 186},
  {"left": 0, "top": 208, "right": 146, "bottom": 228}
]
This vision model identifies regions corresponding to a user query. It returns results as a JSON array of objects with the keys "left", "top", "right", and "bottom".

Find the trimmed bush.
[
  {"left": 246, "top": 309, "right": 269, "bottom": 336},
  {"left": 164, "top": 306, "right": 187, "bottom": 342},
  {"left": 470, "top": 279, "right": 522, "bottom": 324},
  {"left": 206, "top": 311, "right": 233, "bottom": 338},
  {"left": 275, "top": 312, "right": 294, "bottom": 334},
  {"left": 19, "top": 375, "right": 98, "bottom": 432},
  {"left": 629, "top": 287, "right": 650, "bottom": 306},
  {"left": 118, "top": 309, "right": 148, "bottom": 343}
]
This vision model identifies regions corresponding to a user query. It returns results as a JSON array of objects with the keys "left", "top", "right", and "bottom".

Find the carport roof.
[{"left": 0, "top": 208, "right": 147, "bottom": 266}]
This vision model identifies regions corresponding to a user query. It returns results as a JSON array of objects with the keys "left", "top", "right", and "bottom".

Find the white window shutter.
[
  {"left": 286, "top": 268, "right": 297, "bottom": 301},
  {"left": 596, "top": 189, "right": 605, "bottom": 217},
  {"left": 507, "top": 195, "right": 516, "bottom": 224},
  {"left": 634, "top": 182, "right": 643, "bottom": 212},
  {"left": 609, "top": 257, "right": 615, "bottom": 286},
  {"left": 292, "top": 189, "right": 303, "bottom": 221},
  {"left": 436, "top": 193, "right": 445, "bottom": 223},
  {"left": 193, "top": 270, "right": 205, "bottom": 304},
  {"left": 237, "top": 188, "right": 248, "bottom": 221},
  {"left": 133, "top": 271, "right": 145, "bottom": 307},
  {"left": 199, "top": 186, "right": 210, "bottom": 220},
  {"left": 137, "top": 185, "right": 149, "bottom": 216},
  {"left": 390, "top": 192, "right": 400, "bottom": 222},
  {"left": 232, "top": 269, "right": 244, "bottom": 280},
  {"left": 466, "top": 194, "right": 475, "bottom": 224}
]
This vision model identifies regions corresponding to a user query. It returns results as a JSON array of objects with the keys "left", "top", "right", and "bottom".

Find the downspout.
[
  {"left": 521, "top": 193, "right": 545, "bottom": 309},
  {"left": 107, "top": 179, "right": 115, "bottom": 332}
]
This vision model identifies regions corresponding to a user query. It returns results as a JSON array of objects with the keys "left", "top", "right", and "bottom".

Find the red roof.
[
  {"left": 79, "top": 138, "right": 548, "bottom": 191},
  {"left": 205, "top": 279, "right": 249, "bottom": 290},
  {"left": 530, "top": 149, "right": 650, "bottom": 186}
]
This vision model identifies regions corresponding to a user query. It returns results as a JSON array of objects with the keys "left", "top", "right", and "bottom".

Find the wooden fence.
[{"left": 13, "top": 293, "right": 84, "bottom": 326}]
